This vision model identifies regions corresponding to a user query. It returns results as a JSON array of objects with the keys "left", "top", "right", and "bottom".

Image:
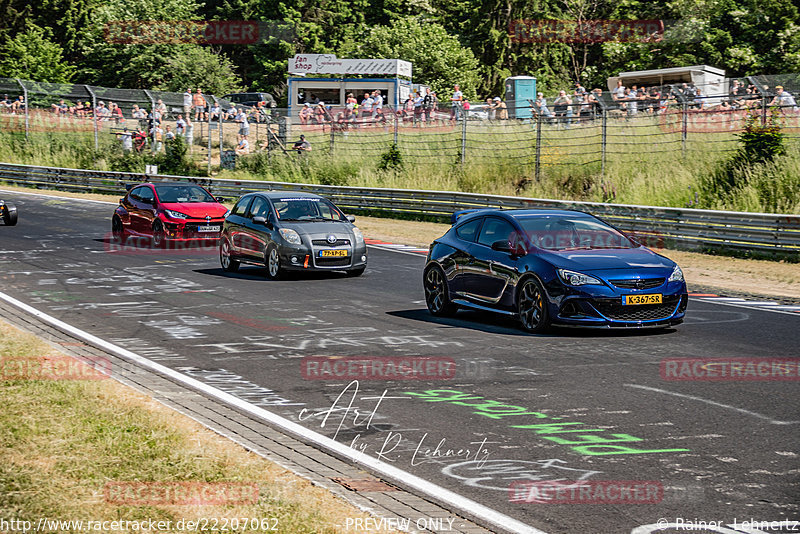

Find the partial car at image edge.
[{"left": 0, "top": 199, "right": 18, "bottom": 226}]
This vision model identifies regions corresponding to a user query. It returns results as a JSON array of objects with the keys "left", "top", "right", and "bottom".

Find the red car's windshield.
[{"left": 155, "top": 185, "right": 215, "bottom": 203}]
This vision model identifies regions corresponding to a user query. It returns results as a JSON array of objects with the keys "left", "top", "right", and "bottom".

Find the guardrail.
[{"left": 1, "top": 162, "right": 798, "bottom": 256}]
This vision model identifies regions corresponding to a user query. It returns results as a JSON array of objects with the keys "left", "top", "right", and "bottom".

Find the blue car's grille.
[
  {"left": 591, "top": 295, "right": 681, "bottom": 322},
  {"left": 609, "top": 278, "right": 665, "bottom": 290}
]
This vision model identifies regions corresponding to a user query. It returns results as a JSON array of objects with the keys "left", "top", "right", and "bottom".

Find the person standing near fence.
[
  {"left": 360, "top": 92, "right": 373, "bottom": 122},
  {"left": 235, "top": 107, "right": 250, "bottom": 137},
  {"left": 422, "top": 89, "right": 434, "bottom": 124},
  {"left": 450, "top": 84, "right": 463, "bottom": 121},
  {"left": 495, "top": 97, "right": 508, "bottom": 120},
  {"left": 150, "top": 122, "right": 163, "bottom": 153},
  {"left": 183, "top": 89, "right": 192, "bottom": 115},
  {"left": 184, "top": 116, "right": 194, "bottom": 152},
  {"left": 175, "top": 114, "right": 186, "bottom": 135},
  {"left": 193, "top": 89, "right": 206, "bottom": 121}
]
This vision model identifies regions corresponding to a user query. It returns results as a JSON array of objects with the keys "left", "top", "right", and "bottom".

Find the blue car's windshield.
[
  {"left": 155, "top": 185, "right": 215, "bottom": 203},
  {"left": 273, "top": 197, "right": 346, "bottom": 221},
  {"left": 518, "top": 216, "right": 636, "bottom": 250}
]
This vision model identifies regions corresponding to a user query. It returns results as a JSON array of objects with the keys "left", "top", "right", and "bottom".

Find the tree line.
[{"left": 1, "top": 0, "right": 798, "bottom": 102}]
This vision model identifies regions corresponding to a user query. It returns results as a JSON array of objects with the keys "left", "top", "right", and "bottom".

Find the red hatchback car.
[{"left": 112, "top": 182, "right": 229, "bottom": 247}]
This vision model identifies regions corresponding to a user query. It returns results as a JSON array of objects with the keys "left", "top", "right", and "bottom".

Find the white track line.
[
  {"left": 0, "top": 290, "right": 547, "bottom": 534},
  {"left": 695, "top": 298, "right": 800, "bottom": 317},
  {"left": 367, "top": 244, "right": 428, "bottom": 257},
  {"left": 625, "top": 384, "right": 800, "bottom": 425},
  {"left": 0, "top": 188, "right": 117, "bottom": 205}
]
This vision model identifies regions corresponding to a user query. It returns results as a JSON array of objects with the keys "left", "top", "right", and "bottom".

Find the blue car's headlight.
[
  {"left": 557, "top": 269, "right": 603, "bottom": 286},
  {"left": 668, "top": 264, "right": 684, "bottom": 282}
]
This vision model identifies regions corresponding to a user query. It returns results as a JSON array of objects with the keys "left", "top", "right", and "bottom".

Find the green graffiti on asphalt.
[{"left": 404, "top": 389, "right": 690, "bottom": 456}]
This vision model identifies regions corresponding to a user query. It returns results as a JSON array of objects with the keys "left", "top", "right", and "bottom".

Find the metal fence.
[
  {"left": 2, "top": 74, "right": 799, "bottom": 181},
  {"left": 1, "top": 162, "right": 798, "bottom": 256}
]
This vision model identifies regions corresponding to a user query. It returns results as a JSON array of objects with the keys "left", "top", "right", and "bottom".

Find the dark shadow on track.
[
  {"left": 388, "top": 309, "right": 678, "bottom": 338},
  {"left": 194, "top": 266, "right": 357, "bottom": 281}
]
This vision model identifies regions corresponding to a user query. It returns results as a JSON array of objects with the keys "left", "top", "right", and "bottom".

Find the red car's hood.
[{"left": 161, "top": 202, "right": 227, "bottom": 218}]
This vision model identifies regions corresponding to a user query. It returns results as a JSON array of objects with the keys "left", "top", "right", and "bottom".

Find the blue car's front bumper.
[{"left": 547, "top": 281, "right": 688, "bottom": 328}]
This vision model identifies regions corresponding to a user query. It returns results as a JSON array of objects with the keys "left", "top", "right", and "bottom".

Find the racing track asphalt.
[{"left": 0, "top": 191, "right": 798, "bottom": 534}]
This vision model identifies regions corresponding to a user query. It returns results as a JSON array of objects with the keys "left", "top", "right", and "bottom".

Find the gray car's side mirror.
[
  {"left": 252, "top": 216, "right": 266, "bottom": 225},
  {"left": 346, "top": 214, "right": 356, "bottom": 223}
]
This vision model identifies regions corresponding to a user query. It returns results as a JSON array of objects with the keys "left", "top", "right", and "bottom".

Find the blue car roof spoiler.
[{"left": 451, "top": 208, "right": 495, "bottom": 224}]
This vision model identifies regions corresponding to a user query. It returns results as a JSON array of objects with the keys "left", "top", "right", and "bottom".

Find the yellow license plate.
[
  {"left": 623, "top": 294, "right": 662, "bottom": 305},
  {"left": 319, "top": 249, "right": 348, "bottom": 257}
]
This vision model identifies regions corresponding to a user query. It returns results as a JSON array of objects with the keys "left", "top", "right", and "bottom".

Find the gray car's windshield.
[
  {"left": 155, "top": 185, "right": 215, "bottom": 203},
  {"left": 273, "top": 198, "right": 345, "bottom": 221},
  {"left": 518, "top": 216, "right": 636, "bottom": 250}
]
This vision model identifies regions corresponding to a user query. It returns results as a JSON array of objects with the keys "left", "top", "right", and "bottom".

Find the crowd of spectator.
[{"left": 4, "top": 77, "right": 798, "bottom": 160}]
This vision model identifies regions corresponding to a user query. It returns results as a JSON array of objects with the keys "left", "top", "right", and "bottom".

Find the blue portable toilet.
[{"left": 504, "top": 76, "right": 537, "bottom": 119}]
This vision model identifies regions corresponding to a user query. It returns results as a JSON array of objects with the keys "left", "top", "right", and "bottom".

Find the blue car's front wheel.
[
  {"left": 424, "top": 265, "right": 457, "bottom": 317},
  {"left": 518, "top": 277, "right": 550, "bottom": 333}
]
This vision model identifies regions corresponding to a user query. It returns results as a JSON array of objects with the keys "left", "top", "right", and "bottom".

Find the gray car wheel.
[
  {"left": 220, "top": 238, "right": 240, "bottom": 272},
  {"left": 265, "top": 244, "right": 283, "bottom": 280}
]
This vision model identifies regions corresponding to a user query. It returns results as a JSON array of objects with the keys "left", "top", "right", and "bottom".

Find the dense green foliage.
[
  {"left": 1, "top": 0, "right": 798, "bottom": 100},
  {"left": 701, "top": 107, "right": 790, "bottom": 208}
]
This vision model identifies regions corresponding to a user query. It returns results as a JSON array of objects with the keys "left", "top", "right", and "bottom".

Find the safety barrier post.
[
  {"left": 600, "top": 109, "right": 607, "bottom": 177},
  {"left": 460, "top": 113, "right": 467, "bottom": 165},
  {"left": 85, "top": 85, "right": 98, "bottom": 150},
  {"left": 535, "top": 113, "right": 542, "bottom": 182},
  {"left": 16, "top": 79, "right": 29, "bottom": 141},
  {"left": 681, "top": 102, "right": 688, "bottom": 159}
]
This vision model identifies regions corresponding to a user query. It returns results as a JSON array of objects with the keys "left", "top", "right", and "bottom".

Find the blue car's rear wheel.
[
  {"left": 424, "top": 264, "right": 457, "bottom": 317},
  {"left": 518, "top": 277, "right": 549, "bottom": 333}
]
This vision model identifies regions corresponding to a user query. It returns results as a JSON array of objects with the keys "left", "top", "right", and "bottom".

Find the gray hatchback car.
[{"left": 219, "top": 192, "right": 367, "bottom": 279}]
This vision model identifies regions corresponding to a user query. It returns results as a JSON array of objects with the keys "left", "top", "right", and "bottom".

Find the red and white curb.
[
  {"left": 689, "top": 292, "right": 800, "bottom": 314},
  {"left": 365, "top": 238, "right": 428, "bottom": 255}
]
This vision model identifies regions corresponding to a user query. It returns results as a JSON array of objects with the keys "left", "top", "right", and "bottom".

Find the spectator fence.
[{"left": 1, "top": 75, "right": 799, "bottom": 181}]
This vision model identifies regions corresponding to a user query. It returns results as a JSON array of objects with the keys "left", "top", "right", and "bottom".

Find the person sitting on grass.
[
  {"left": 293, "top": 134, "right": 311, "bottom": 155},
  {"left": 235, "top": 134, "right": 250, "bottom": 155}
]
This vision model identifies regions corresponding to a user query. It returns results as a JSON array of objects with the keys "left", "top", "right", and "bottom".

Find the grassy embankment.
[
  {"left": 0, "top": 112, "right": 798, "bottom": 213},
  {"left": 0, "top": 320, "right": 398, "bottom": 533}
]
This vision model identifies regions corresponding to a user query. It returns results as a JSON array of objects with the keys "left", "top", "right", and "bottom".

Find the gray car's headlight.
[
  {"left": 279, "top": 228, "right": 302, "bottom": 245},
  {"left": 352, "top": 227, "right": 364, "bottom": 245},
  {"left": 165, "top": 209, "right": 189, "bottom": 219},
  {"left": 557, "top": 269, "right": 603, "bottom": 286},
  {"left": 668, "top": 264, "right": 684, "bottom": 282}
]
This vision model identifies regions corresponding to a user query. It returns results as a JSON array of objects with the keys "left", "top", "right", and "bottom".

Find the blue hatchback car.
[{"left": 423, "top": 209, "right": 687, "bottom": 332}]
